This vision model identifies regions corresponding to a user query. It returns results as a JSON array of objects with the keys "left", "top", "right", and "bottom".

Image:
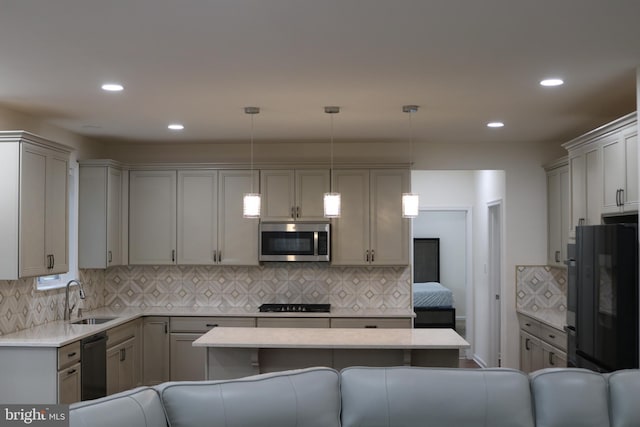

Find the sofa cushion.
[
  {"left": 69, "top": 386, "right": 167, "bottom": 427},
  {"left": 155, "top": 367, "right": 341, "bottom": 427},
  {"left": 608, "top": 369, "right": 640, "bottom": 427},
  {"left": 530, "top": 368, "right": 609, "bottom": 427},
  {"left": 340, "top": 366, "right": 534, "bottom": 427}
]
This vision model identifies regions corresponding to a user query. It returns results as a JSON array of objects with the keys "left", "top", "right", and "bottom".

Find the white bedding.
[{"left": 413, "top": 282, "right": 454, "bottom": 307}]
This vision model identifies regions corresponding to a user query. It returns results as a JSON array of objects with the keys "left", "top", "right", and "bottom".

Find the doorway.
[{"left": 488, "top": 201, "right": 502, "bottom": 367}]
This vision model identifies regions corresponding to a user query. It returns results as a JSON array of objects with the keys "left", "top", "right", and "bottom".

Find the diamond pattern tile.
[{"left": 516, "top": 265, "right": 567, "bottom": 312}]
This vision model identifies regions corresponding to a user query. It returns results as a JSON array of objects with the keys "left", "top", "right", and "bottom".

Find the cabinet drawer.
[
  {"left": 170, "top": 316, "right": 256, "bottom": 333},
  {"left": 330, "top": 318, "right": 412, "bottom": 329},
  {"left": 539, "top": 322, "right": 567, "bottom": 351},
  {"left": 57, "top": 341, "right": 81, "bottom": 370},
  {"left": 518, "top": 315, "right": 541, "bottom": 337},
  {"left": 107, "top": 320, "right": 138, "bottom": 349},
  {"left": 257, "top": 318, "right": 330, "bottom": 328}
]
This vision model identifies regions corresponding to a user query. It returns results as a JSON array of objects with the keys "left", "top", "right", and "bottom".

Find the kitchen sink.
[{"left": 71, "top": 317, "right": 117, "bottom": 325}]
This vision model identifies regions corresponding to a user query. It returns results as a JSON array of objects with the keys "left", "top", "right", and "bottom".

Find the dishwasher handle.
[{"left": 81, "top": 333, "right": 108, "bottom": 349}]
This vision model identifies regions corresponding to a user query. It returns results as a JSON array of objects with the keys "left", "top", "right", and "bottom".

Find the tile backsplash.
[
  {"left": 0, "top": 269, "right": 105, "bottom": 336},
  {"left": 0, "top": 264, "right": 410, "bottom": 336},
  {"left": 105, "top": 264, "right": 411, "bottom": 312},
  {"left": 516, "top": 265, "right": 567, "bottom": 313}
]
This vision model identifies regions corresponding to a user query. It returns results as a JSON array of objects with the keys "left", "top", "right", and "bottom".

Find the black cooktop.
[{"left": 259, "top": 303, "right": 331, "bottom": 313}]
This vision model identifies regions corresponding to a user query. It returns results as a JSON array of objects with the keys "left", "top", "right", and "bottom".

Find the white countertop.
[
  {"left": 517, "top": 308, "right": 566, "bottom": 331},
  {"left": 193, "top": 327, "right": 470, "bottom": 350},
  {"left": 0, "top": 306, "right": 415, "bottom": 348}
]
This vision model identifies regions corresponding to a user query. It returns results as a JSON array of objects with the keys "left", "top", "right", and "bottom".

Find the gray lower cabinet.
[
  {"left": 330, "top": 318, "right": 412, "bottom": 328},
  {"left": 518, "top": 313, "right": 566, "bottom": 373},
  {"left": 169, "top": 316, "right": 256, "bottom": 381},
  {"left": 57, "top": 340, "right": 81, "bottom": 404},
  {"left": 143, "top": 316, "right": 170, "bottom": 385},
  {"left": 106, "top": 319, "right": 142, "bottom": 395}
]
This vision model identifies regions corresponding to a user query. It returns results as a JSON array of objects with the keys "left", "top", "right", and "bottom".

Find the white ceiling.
[{"left": 0, "top": 0, "right": 639, "bottom": 146}]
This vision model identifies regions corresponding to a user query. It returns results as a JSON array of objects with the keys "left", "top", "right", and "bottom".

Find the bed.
[{"left": 413, "top": 238, "right": 456, "bottom": 329}]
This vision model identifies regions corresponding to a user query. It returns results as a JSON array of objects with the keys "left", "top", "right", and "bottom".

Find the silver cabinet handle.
[
  {"left": 620, "top": 188, "right": 625, "bottom": 206},
  {"left": 296, "top": 206, "right": 300, "bottom": 218},
  {"left": 525, "top": 338, "right": 531, "bottom": 351},
  {"left": 548, "top": 352, "right": 555, "bottom": 366},
  {"left": 213, "top": 250, "right": 217, "bottom": 263},
  {"left": 120, "top": 348, "right": 126, "bottom": 362},
  {"left": 218, "top": 251, "right": 222, "bottom": 263},
  {"left": 555, "top": 251, "right": 560, "bottom": 263},
  {"left": 371, "top": 249, "right": 375, "bottom": 262},
  {"left": 108, "top": 250, "right": 112, "bottom": 263},
  {"left": 171, "top": 250, "right": 176, "bottom": 263},
  {"left": 291, "top": 206, "right": 296, "bottom": 218},
  {"left": 365, "top": 250, "right": 370, "bottom": 262}
]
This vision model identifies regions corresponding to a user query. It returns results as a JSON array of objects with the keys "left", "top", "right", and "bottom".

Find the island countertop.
[{"left": 193, "top": 327, "right": 470, "bottom": 350}]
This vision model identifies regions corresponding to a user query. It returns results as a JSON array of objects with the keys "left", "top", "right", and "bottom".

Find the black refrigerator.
[{"left": 566, "top": 223, "right": 638, "bottom": 372}]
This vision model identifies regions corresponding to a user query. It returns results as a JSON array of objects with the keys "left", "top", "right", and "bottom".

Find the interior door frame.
[
  {"left": 487, "top": 199, "right": 503, "bottom": 367},
  {"left": 413, "top": 207, "right": 473, "bottom": 359}
]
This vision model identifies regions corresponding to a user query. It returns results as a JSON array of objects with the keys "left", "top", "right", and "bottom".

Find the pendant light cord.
[
  {"left": 330, "top": 112, "right": 334, "bottom": 191},
  {"left": 408, "top": 109, "right": 413, "bottom": 169},
  {"left": 250, "top": 112, "right": 255, "bottom": 193}
]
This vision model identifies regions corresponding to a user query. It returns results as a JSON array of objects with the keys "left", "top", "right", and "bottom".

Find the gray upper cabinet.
[
  {"left": 0, "top": 131, "right": 71, "bottom": 279},
  {"left": 260, "top": 169, "right": 329, "bottom": 221},
  {"left": 79, "top": 161, "right": 127, "bottom": 269}
]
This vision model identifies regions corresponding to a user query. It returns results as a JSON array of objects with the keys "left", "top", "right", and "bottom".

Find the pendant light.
[
  {"left": 324, "top": 106, "right": 341, "bottom": 218},
  {"left": 243, "top": 106, "right": 261, "bottom": 218},
  {"left": 402, "top": 105, "right": 419, "bottom": 218}
]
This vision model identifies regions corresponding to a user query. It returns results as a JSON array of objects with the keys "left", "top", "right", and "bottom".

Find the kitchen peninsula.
[{"left": 194, "top": 326, "right": 469, "bottom": 380}]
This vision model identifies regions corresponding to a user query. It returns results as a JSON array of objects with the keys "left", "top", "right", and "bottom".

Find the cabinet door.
[
  {"left": 19, "top": 144, "right": 48, "bottom": 277},
  {"left": 261, "top": 169, "right": 295, "bottom": 221},
  {"left": 143, "top": 317, "right": 170, "bottom": 385},
  {"left": 370, "top": 169, "right": 410, "bottom": 265},
  {"left": 331, "top": 170, "right": 370, "bottom": 265},
  {"left": 568, "top": 153, "right": 586, "bottom": 239},
  {"left": 107, "top": 167, "right": 123, "bottom": 266},
  {"left": 296, "top": 169, "right": 330, "bottom": 221},
  {"left": 520, "top": 331, "right": 543, "bottom": 373},
  {"left": 129, "top": 170, "right": 177, "bottom": 265},
  {"left": 46, "top": 152, "right": 69, "bottom": 274},
  {"left": 542, "top": 342, "right": 567, "bottom": 369},
  {"left": 602, "top": 136, "right": 625, "bottom": 213},
  {"left": 177, "top": 170, "right": 218, "bottom": 264},
  {"left": 623, "top": 131, "right": 638, "bottom": 210},
  {"left": 170, "top": 333, "right": 206, "bottom": 381},
  {"left": 547, "top": 165, "right": 569, "bottom": 266},
  {"left": 217, "top": 170, "right": 259, "bottom": 265},
  {"left": 57, "top": 362, "right": 81, "bottom": 404},
  {"left": 585, "top": 148, "right": 601, "bottom": 224}
]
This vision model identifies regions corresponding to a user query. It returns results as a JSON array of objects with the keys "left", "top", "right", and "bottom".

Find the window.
[{"left": 37, "top": 162, "right": 79, "bottom": 290}]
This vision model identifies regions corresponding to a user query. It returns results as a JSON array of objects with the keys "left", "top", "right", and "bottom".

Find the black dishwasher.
[{"left": 81, "top": 332, "right": 107, "bottom": 400}]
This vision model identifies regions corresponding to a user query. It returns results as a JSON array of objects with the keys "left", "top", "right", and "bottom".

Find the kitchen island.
[{"left": 193, "top": 327, "right": 470, "bottom": 380}]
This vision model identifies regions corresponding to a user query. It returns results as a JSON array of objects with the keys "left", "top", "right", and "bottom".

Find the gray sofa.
[{"left": 69, "top": 366, "right": 640, "bottom": 427}]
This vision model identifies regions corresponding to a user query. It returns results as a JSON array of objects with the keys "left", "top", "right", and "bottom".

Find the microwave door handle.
[{"left": 314, "top": 232, "right": 319, "bottom": 256}]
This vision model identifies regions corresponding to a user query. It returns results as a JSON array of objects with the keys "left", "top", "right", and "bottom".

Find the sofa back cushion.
[
  {"left": 608, "top": 369, "right": 640, "bottom": 427},
  {"left": 530, "top": 368, "right": 610, "bottom": 427},
  {"left": 340, "top": 366, "right": 534, "bottom": 427},
  {"left": 69, "top": 387, "right": 167, "bottom": 427},
  {"left": 155, "top": 367, "right": 340, "bottom": 427}
]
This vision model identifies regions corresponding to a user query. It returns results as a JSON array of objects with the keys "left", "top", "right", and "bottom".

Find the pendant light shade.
[
  {"left": 323, "top": 192, "right": 341, "bottom": 218},
  {"left": 402, "top": 193, "right": 419, "bottom": 218},
  {"left": 243, "top": 193, "right": 261, "bottom": 218},
  {"left": 243, "top": 106, "right": 261, "bottom": 218},
  {"left": 402, "top": 105, "right": 419, "bottom": 218},
  {"left": 324, "top": 106, "right": 341, "bottom": 218}
]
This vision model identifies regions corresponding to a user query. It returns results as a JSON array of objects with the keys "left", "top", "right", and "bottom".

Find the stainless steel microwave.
[{"left": 259, "top": 222, "right": 330, "bottom": 262}]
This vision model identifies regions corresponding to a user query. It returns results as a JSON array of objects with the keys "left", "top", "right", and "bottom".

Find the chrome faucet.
[{"left": 64, "top": 280, "right": 86, "bottom": 321}]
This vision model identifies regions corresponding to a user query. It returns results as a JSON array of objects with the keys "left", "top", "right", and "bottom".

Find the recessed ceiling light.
[
  {"left": 101, "top": 83, "right": 124, "bottom": 92},
  {"left": 540, "top": 78, "right": 564, "bottom": 87},
  {"left": 168, "top": 124, "right": 184, "bottom": 131},
  {"left": 487, "top": 122, "right": 504, "bottom": 128}
]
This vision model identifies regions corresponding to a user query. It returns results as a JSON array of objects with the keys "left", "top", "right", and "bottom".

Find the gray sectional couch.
[{"left": 69, "top": 366, "right": 640, "bottom": 427}]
